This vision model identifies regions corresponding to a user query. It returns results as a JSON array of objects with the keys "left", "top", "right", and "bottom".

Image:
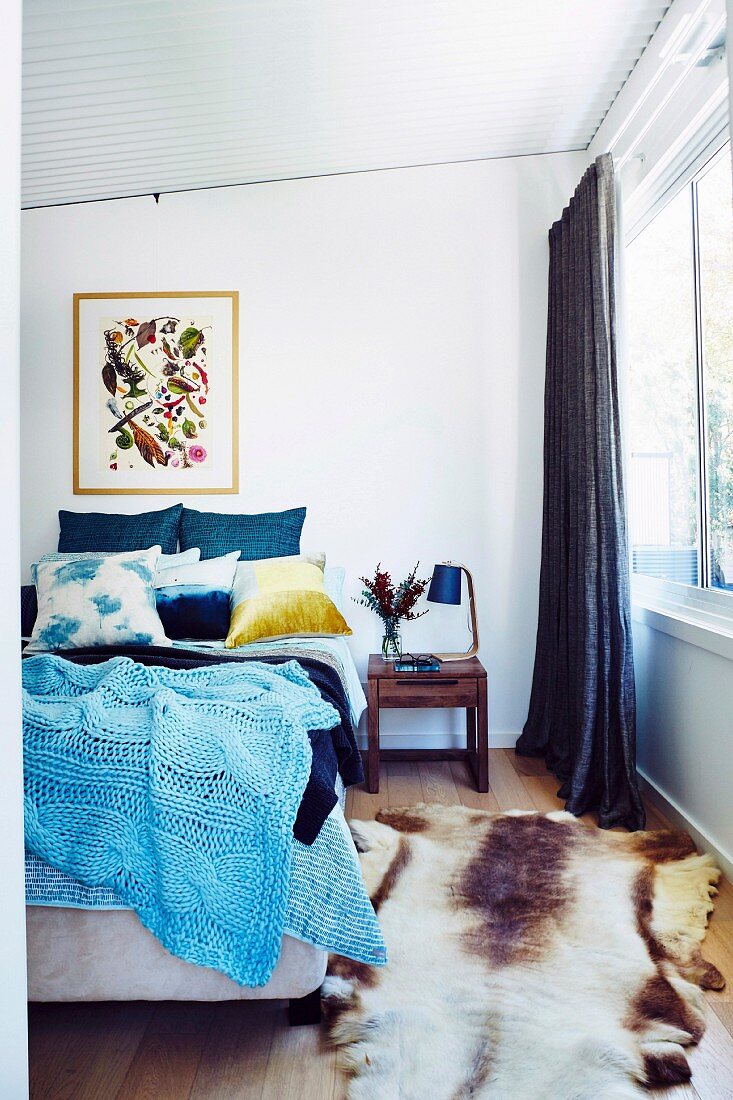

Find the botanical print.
[
  {"left": 75, "top": 292, "right": 237, "bottom": 494},
  {"left": 102, "top": 314, "right": 212, "bottom": 475}
]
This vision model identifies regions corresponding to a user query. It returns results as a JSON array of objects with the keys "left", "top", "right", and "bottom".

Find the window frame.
[{"left": 627, "top": 133, "right": 733, "bottom": 640}]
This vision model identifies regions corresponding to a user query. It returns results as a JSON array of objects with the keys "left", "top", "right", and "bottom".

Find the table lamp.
[{"left": 426, "top": 562, "right": 480, "bottom": 662}]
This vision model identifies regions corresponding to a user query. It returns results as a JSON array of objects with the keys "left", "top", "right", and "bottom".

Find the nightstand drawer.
[{"left": 379, "top": 677, "right": 478, "bottom": 708}]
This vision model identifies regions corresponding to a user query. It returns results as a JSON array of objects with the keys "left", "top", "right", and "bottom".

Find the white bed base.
[{"left": 26, "top": 906, "right": 326, "bottom": 1003}]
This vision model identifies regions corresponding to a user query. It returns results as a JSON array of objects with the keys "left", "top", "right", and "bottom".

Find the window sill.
[{"left": 631, "top": 590, "right": 733, "bottom": 663}]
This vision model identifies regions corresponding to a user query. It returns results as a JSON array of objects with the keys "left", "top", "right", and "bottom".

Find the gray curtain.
[{"left": 516, "top": 153, "right": 645, "bottom": 831}]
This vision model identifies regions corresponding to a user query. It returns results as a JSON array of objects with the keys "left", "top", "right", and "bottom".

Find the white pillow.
[
  {"left": 154, "top": 550, "right": 240, "bottom": 590},
  {"left": 158, "top": 548, "right": 201, "bottom": 569},
  {"left": 324, "top": 566, "right": 346, "bottom": 612},
  {"left": 27, "top": 547, "right": 169, "bottom": 651}
]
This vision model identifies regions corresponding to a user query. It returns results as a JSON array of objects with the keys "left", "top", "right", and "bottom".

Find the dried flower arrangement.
[{"left": 355, "top": 563, "right": 431, "bottom": 659}]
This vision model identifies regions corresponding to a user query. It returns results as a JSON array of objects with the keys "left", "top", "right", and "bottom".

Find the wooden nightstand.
[{"left": 366, "top": 654, "right": 488, "bottom": 794}]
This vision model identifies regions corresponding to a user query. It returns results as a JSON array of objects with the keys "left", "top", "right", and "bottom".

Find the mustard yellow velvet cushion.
[{"left": 225, "top": 554, "right": 352, "bottom": 647}]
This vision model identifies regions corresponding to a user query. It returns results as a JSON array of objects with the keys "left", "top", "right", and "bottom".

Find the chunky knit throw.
[
  {"left": 45, "top": 644, "right": 365, "bottom": 845},
  {"left": 23, "top": 654, "right": 339, "bottom": 986}
]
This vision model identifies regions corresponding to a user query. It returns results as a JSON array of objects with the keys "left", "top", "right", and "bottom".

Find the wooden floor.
[{"left": 28, "top": 751, "right": 733, "bottom": 1100}]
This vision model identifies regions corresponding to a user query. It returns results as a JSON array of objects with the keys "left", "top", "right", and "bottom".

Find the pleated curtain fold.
[{"left": 516, "top": 153, "right": 645, "bottom": 831}]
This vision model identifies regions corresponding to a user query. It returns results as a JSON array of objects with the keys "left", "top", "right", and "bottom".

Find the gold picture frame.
[{"left": 73, "top": 291, "right": 239, "bottom": 495}]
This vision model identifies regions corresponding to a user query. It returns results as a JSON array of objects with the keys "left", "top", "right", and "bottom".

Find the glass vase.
[{"left": 381, "top": 622, "right": 402, "bottom": 661}]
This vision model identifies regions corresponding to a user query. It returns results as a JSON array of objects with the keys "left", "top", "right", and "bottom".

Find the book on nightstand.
[{"left": 393, "top": 656, "right": 441, "bottom": 672}]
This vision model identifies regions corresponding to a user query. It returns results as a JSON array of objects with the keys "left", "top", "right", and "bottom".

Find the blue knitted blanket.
[{"left": 23, "top": 654, "right": 340, "bottom": 986}]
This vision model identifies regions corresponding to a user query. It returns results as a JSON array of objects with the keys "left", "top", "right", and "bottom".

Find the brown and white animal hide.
[{"left": 323, "top": 805, "right": 723, "bottom": 1100}]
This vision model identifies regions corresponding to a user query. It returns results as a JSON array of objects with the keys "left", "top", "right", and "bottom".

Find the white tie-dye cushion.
[{"left": 27, "top": 547, "right": 169, "bottom": 651}]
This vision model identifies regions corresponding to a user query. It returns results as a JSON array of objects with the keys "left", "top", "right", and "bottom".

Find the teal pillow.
[
  {"left": 180, "top": 506, "right": 306, "bottom": 561},
  {"left": 58, "top": 504, "right": 182, "bottom": 555}
]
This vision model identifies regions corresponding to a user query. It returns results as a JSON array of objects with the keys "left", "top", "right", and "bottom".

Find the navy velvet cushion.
[
  {"left": 155, "top": 586, "right": 231, "bottom": 640},
  {"left": 179, "top": 506, "right": 306, "bottom": 561},
  {"left": 58, "top": 504, "right": 183, "bottom": 555}
]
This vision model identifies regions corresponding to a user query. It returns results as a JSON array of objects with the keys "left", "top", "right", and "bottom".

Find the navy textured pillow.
[
  {"left": 155, "top": 586, "right": 231, "bottom": 641},
  {"left": 180, "top": 506, "right": 306, "bottom": 561},
  {"left": 58, "top": 504, "right": 183, "bottom": 555},
  {"left": 21, "top": 584, "right": 38, "bottom": 637}
]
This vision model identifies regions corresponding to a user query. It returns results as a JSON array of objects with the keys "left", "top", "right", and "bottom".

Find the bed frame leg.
[{"left": 288, "top": 987, "right": 322, "bottom": 1026}]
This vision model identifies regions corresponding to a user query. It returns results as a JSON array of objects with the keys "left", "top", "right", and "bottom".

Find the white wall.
[
  {"left": 1, "top": 0, "right": 29, "bottom": 1093},
  {"left": 21, "top": 151, "right": 585, "bottom": 746},
  {"left": 633, "top": 620, "right": 733, "bottom": 876}
]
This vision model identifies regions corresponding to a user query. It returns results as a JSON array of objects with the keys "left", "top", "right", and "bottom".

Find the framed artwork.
[{"left": 73, "top": 291, "right": 239, "bottom": 494}]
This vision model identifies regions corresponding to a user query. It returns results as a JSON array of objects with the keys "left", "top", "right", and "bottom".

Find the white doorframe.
[{"left": 0, "top": 0, "right": 29, "bottom": 1094}]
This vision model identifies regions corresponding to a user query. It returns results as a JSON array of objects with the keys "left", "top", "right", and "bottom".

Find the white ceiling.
[{"left": 22, "top": 0, "right": 671, "bottom": 208}]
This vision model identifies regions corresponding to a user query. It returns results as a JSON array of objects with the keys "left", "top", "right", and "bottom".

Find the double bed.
[{"left": 24, "top": 636, "right": 382, "bottom": 1013}]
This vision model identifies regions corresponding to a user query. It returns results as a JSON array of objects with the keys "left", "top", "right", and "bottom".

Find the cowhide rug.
[{"left": 323, "top": 804, "right": 724, "bottom": 1100}]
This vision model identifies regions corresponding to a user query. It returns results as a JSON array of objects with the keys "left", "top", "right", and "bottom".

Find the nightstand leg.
[
  {"left": 466, "top": 707, "right": 476, "bottom": 755},
  {"left": 367, "top": 679, "right": 380, "bottom": 793},
  {"left": 466, "top": 707, "right": 478, "bottom": 787},
  {"left": 476, "top": 679, "right": 489, "bottom": 792}
]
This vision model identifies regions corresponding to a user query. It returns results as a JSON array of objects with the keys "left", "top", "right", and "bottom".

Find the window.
[{"left": 627, "top": 143, "right": 733, "bottom": 596}]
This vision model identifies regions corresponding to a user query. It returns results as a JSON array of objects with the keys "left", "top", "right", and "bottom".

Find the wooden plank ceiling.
[{"left": 22, "top": 0, "right": 671, "bottom": 207}]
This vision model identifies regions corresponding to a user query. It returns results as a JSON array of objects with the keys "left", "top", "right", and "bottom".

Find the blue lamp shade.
[{"left": 427, "top": 563, "right": 462, "bottom": 606}]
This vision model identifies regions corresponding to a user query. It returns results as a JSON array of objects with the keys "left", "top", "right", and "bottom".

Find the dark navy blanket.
[{"left": 25, "top": 645, "right": 364, "bottom": 845}]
